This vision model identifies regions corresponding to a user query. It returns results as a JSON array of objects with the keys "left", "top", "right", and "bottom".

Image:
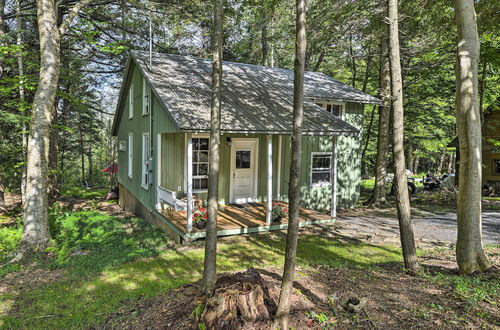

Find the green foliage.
[
  {"left": 0, "top": 203, "right": 405, "bottom": 328},
  {"left": 192, "top": 302, "right": 205, "bottom": 320},
  {"left": 45, "top": 210, "right": 169, "bottom": 275},
  {"left": 0, "top": 225, "right": 22, "bottom": 255},
  {"left": 424, "top": 272, "right": 499, "bottom": 309},
  {"left": 1, "top": 205, "right": 498, "bottom": 328},
  {"left": 306, "top": 310, "right": 337, "bottom": 327},
  {"left": 59, "top": 187, "right": 108, "bottom": 199}
]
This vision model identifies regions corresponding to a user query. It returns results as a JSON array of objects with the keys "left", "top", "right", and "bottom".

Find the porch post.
[
  {"left": 266, "top": 135, "right": 273, "bottom": 224},
  {"left": 186, "top": 134, "right": 193, "bottom": 232},
  {"left": 156, "top": 134, "right": 162, "bottom": 210},
  {"left": 331, "top": 136, "right": 337, "bottom": 218},
  {"left": 276, "top": 135, "right": 282, "bottom": 200}
]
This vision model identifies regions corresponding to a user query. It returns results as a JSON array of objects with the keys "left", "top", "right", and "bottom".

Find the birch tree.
[
  {"left": 452, "top": 0, "right": 491, "bottom": 274},
  {"left": 202, "top": 0, "right": 223, "bottom": 294},
  {"left": 387, "top": 0, "right": 418, "bottom": 274},
  {"left": 273, "top": 0, "right": 306, "bottom": 328},
  {"left": 15, "top": 0, "right": 93, "bottom": 260}
]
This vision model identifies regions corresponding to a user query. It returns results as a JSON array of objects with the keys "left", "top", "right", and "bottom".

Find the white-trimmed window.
[
  {"left": 315, "top": 101, "right": 345, "bottom": 119},
  {"left": 128, "top": 83, "right": 134, "bottom": 119},
  {"left": 128, "top": 133, "right": 133, "bottom": 178},
  {"left": 142, "top": 77, "right": 150, "bottom": 115},
  {"left": 310, "top": 152, "right": 332, "bottom": 186},
  {"left": 192, "top": 137, "right": 209, "bottom": 191},
  {"left": 142, "top": 132, "right": 150, "bottom": 188}
]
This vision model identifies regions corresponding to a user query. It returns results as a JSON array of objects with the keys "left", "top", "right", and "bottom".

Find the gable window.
[
  {"left": 142, "top": 77, "right": 150, "bottom": 115},
  {"left": 310, "top": 152, "right": 332, "bottom": 186},
  {"left": 315, "top": 101, "right": 344, "bottom": 118},
  {"left": 142, "top": 133, "right": 150, "bottom": 188},
  {"left": 192, "top": 137, "right": 209, "bottom": 191},
  {"left": 128, "top": 133, "right": 133, "bottom": 178},
  {"left": 129, "top": 83, "right": 134, "bottom": 119},
  {"left": 494, "top": 160, "right": 500, "bottom": 176}
]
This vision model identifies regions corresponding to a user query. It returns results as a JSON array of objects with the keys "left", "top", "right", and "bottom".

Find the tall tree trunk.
[
  {"left": 16, "top": 0, "right": 28, "bottom": 207},
  {"left": 437, "top": 150, "right": 446, "bottom": 174},
  {"left": 370, "top": 36, "right": 391, "bottom": 206},
  {"left": 478, "top": 56, "right": 487, "bottom": 119},
  {"left": 17, "top": 0, "right": 61, "bottom": 257},
  {"left": 413, "top": 155, "right": 420, "bottom": 174},
  {"left": 87, "top": 145, "right": 93, "bottom": 183},
  {"left": 0, "top": 180, "right": 6, "bottom": 213},
  {"left": 406, "top": 143, "right": 414, "bottom": 173},
  {"left": 361, "top": 104, "right": 376, "bottom": 176},
  {"left": 202, "top": 0, "right": 223, "bottom": 295},
  {"left": 273, "top": 0, "right": 306, "bottom": 328},
  {"left": 387, "top": 0, "right": 418, "bottom": 275},
  {"left": 361, "top": 45, "right": 373, "bottom": 93},
  {"left": 0, "top": 0, "right": 6, "bottom": 80},
  {"left": 48, "top": 105, "right": 59, "bottom": 204},
  {"left": 261, "top": 19, "right": 268, "bottom": 66},
  {"left": 312, "top": 35, "right": 334, "bottom": 72},
  {"left": 80, "top": 131, "right": 85, "bottom": 185},
  {"left": 448, "top": 152, "right": 454, "bottom": 173},
  {"left": 453, "top": 0, "right": 491, "bottom": 274},
  {"left": 16, "top": 0, "right": 91, "bottom": 260},
  {"left": 349, "top": 34, "right": 357, "bottom": 88}
]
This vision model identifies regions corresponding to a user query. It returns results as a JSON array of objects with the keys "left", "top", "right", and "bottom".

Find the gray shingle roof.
[{"left": 129, "top": 50, "right": 380, "bottom": 136}]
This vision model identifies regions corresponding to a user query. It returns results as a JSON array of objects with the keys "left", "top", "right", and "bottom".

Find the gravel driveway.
[{"left": 335, "top": 210, "right": 500, "bottom": 247}]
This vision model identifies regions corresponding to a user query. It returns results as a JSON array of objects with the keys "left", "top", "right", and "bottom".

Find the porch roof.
[{"left": 125, "top": 50, "right": 381, "bottom": 136}]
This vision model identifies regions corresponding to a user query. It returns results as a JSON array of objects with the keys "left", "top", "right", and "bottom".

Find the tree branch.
[{"left": 58, "top": 0, "right": 93, "bottom": 36}]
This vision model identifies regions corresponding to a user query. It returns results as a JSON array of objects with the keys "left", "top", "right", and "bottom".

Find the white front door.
[{"left": 230, "top": 139, "right": 258, "bottom": 203}]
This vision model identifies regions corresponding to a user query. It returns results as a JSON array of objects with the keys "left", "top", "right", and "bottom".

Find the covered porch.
[
  {"left": 154, "top": 131, "right": 340, "bottom": 237},
  {"left": 156, "top": 202, "right": 335, "bottom": 240}
]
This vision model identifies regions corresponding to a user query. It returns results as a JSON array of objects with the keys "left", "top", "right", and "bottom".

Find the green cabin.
[{"left": 111, "top": 51, "right": 380, "bottom": 242}]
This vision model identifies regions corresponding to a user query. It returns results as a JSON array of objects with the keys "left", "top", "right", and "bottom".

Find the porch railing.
[{"left": 157, "top": 186, "right": 188, "bottom": 211}]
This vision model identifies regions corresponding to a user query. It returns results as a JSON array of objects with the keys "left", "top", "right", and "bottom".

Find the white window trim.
[
  {"left": 191, "top": 134, "right": 210, "bottom": 193},
  {"left": 128, "top": 83, "right": 134, "bottom": 119},
  {"left": 141, "top": 132, "right": 150, "bottom": 189},
  {"left": 128, "top": 133, "right": 133, "bottom": 178},
  {"left": 313, "top": 99, "right": 345, "bottom": 120},
  {"left": 310, "top": 152, "right": 333, "bottom": 187},
  {"left": 142, "top": 77, "right": 150, "bottom": 116}
]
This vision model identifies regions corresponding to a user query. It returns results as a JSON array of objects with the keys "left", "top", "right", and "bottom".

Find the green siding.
[
  {"left": 273, "top": 102, "right": 364, "bottom": 210},
  {"left": 117, "top": 61, "right": 179, "bottom": 211},
  {"left": 336, "top": 102, "right": 364, "bottom": 208},
  {"left": 116, "top": 63, "right": 364, "bottom": 212},
  {"left": 159, "top": 133, "right": 185, "bottom": 192}
]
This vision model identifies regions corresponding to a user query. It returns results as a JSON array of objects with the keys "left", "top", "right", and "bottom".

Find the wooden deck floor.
[{"left": 159, "top": 202, "right": 333, "bottom": 236}]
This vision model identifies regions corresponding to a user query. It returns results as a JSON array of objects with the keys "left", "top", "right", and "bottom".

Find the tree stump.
[{"left": 202, "top": 269, "right": 274, "bottom": 329}]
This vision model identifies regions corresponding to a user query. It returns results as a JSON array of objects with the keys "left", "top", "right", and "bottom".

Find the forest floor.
[{"left": 0, "top": 188, "right": 499, "bottom": 329}]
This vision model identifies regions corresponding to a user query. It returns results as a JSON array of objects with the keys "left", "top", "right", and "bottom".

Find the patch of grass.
[
  {"left": 424, "top": 271, "right": 500, "bottom": 309},
  {"left": 419, "top": 246, "right": 500, "bottom": 313},
  {"left": 45, "top": 210, "right": 171, "bottom": 276},
  {"left": 0, "top": 225, "right": 22, "bottom": 255},
  {"left": 60, "top": 187, "right": 108, "bottom": 199},
  {"left": 361, "top": 178, "right": 375, "bottom": 191},
  {"left": 0, "top": 210, "right": 405, "bottom": 329}
]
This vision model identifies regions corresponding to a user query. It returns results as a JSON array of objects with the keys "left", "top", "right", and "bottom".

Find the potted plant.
[
  {"left": 271, "top": 203, "right": 287, "bottom": 223},
  {"left": 193, "top": 208, "right": 207, "bottom": 229}
]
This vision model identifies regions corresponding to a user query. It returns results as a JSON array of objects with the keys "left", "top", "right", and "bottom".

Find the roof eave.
[
  {"left": 309, "top": 96, "right": 382, "bottom": 105},
  {"left": 111, "top": 55, "right": 133, "bottom": 136},
  {"left": 179, "top": 128, "right": 359, "bottom": 137}
]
